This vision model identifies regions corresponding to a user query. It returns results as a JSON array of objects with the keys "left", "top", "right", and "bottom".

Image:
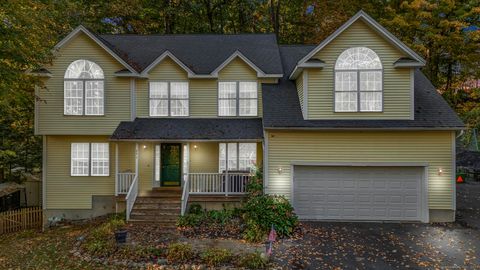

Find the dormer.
[{"left": 291, "top": 11, "right": 425, "bottom": 120}]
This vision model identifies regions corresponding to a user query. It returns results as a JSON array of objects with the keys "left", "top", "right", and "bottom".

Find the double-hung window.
[
  {"left": 71, "top": 143, "right": 109, "bottom": 176},
  {"left": 219, "top": 143, "right": 257, "bottom": 172},
  {"left": 149, "top": 82, "right": 189, "bottom": 116},
  {"left": 64, "top": 60, "right": 104, "bottom": 115},
  {"left": 218, "top": 82, "right": 257, "bottom": 116},
  {"left": 334, "top": 47, "right": 383, "bottom": 112}
]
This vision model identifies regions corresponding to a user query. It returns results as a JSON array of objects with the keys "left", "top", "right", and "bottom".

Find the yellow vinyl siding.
[
  {"left": 37, "top": 33, "right": 131, "bottom": 135},
  {"left": 189, "top": 142, "right": 219, "bottom": 173},
  {"left": 296, "top": 72, "right": 304, "bottom": 115},
  {"left": 136, "top": 56, "right": 263, "bottom": 117},
  {"left": 307, "top": 20, "right": 412, "bottom": 119},
  {"left": 45, "top": 136, "right": 115, "bottom": 209},
  {"left": 148, "top": 57, "right": 188, "bottom": 80},
  {"left": 190, "top": 80, "right": 218, "bottom": 117},
  {"left": 138, "top": 142, "right": 154, "bottom": 193},
  {"left": 266, "top": 131, "right": 454, "bottom": 210}
]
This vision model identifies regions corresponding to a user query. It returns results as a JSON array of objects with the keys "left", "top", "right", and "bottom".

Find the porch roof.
[{"left": 111, "top": 118, "right": 263, "bottom": 141}]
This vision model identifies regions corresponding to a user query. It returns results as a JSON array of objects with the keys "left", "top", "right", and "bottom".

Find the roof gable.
[
  {"left": 54, "top": 26, "right": 138, "bottom": 74},
  {"left": 140, "top": 50, "right": 195, "bottom": 77},
  {"left": 212, "top": 51, "right": 270, "bottom": 78},
  {"left": 290, "top": 11, "right": 426, "bottom": 79}
]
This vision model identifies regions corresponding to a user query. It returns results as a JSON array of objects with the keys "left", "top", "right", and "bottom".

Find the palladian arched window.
[
  {"left": 334, "top": 47, "right": 382, "bottom": 112},
  {"left": 64, "top": 60, "right": 104, "bottom": 115}
]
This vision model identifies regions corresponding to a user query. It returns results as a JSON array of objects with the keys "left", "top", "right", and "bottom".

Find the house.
[{"left": 35, "top": 11, "right": 463, "bottom": 224}]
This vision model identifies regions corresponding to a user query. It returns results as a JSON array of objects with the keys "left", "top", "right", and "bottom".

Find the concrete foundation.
[
  {"left": 45, "top": 195, "right": 116, "bottom": 220},
  {"left": 429, "top": 209, "right": 455, "bottom": 222}
]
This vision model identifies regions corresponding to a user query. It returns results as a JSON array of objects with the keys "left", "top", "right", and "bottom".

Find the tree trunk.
[{"left": 270, "top": 0, "right": 280, "bottom": 39}]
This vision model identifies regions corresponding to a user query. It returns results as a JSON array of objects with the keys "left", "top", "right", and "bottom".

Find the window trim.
[
  {"left": 64, "top": 60, "right": 105, "bottom": 116},
  {"left": 218, "top": 142, "right": 257, "bottom": 172},
  {"left": 333, "top": 47, "right": 384, "bottom": 113},
  {"left": 148, "top": 80, "right": 190, "bottom": 117},
  {"left": 217, "top": 81, "right": 258, "bottom": 117},
  {"left": 333, "top": 69, "right": 384, "bottom": 113},
  {"left": 70, "top": 142, "right": 110, "bottom": 177}
]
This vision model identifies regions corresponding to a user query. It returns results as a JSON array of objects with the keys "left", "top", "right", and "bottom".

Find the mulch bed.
[{"left": 177, "top": 218, "right": 245, "bottom": 240}]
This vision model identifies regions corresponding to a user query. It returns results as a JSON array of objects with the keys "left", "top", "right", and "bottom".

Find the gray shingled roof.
[
  {"left": 261, "top": 45, "right": 464, "bottom": 129},
  {"left": 111, "top": 118, "right": 263, "bottom": 140},
  {"left": 98, "top": 34, "right": 283, "bottom": 75}
]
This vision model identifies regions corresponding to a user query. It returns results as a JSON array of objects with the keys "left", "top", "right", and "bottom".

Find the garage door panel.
[{"left": 293, "top": 166, "right": 425, "bottom": 221}]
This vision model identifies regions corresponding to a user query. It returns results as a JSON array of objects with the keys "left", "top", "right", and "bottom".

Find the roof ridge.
[
  {"left": 99, "top": 33, "right": 277, "bottom": 37},
  {"left": 279, "top": 44, "right": 317, "bottom": 47}
]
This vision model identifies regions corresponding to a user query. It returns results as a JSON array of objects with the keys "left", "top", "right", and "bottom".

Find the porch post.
[
  {"left": 225, "top": 144, "right": 229, "bottom": 197},
  {"left": 115, "top": 143, "right": 119, "bottom": 196},
  {"left": 135, "top": 143, "right": 139, "bottom": 176}
]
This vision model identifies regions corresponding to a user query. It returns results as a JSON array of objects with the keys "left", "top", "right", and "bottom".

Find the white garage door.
[{"left": 293, "top": 166, "right": 426, "bottom": 222}]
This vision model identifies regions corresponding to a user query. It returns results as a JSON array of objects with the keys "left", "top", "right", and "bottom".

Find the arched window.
[
  {"left": 334, "top": 47, "right": 382, "bottom": 112},
  {"left": 64, "top": 60, "right": 104, "bottom": 115}
]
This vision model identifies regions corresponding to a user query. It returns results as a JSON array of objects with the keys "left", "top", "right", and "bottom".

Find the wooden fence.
[{"left": 0, "top": 207, "right": 43, "bottom": 234}]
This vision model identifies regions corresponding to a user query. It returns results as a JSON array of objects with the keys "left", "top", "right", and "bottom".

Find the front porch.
[{"left": 113, "top": 141, "right": 262, "bottom": 221}]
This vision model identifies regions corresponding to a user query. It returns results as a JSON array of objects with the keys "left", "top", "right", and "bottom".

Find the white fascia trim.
[
  {"left": 54, "top": 25, "right": 138, "bottom": 74},
  {"left": 394, "top": 62, "right": 425, "bottom": 68},
  {"left": 289, "top": 10, "right": 426, "bottom": 79},
  {"left": 410, "top": 69, "right": 415, "bottom": 120},
  {"left": 290, "top": 161, "right": 429, "bottom": 167},
  {"left": 211, "top": 50, "right": 277, "bottom": 78},
  {"left": 114, "top": 72, "right": 141, "bottom": 78},
  {"left": 303, "top": 70, "right": 308, "bottom": 119},
  {"left": 289, "top": 63, "right": 326, "bottom": 80},
  {"left": 140, "top": 50, "right": 196, "bottom": 78}
]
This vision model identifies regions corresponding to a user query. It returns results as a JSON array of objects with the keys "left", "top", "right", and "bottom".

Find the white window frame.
[
  {"left": 90, "top": 143, "right": 110, "bottom": 176},
  {"left": 71, "top": 142, "right": 109, "bottom": 176},
  {"left": 219, "top": 142, "right": 257, "bottom": 173},
  {"left": 334, "top": 47, "right": 383, "bottom": 112},
  {"left": 149, "top": 81, "right": 189, "bottom": 117},
  {"left": 218, "top": 81, "right": 258, "bottom": 117},
  {"left": 71, "top": 143, "right": 90, "bottom": 176},
  {"left": 64, "top": 60, "right": 104, "bottom": 116}
]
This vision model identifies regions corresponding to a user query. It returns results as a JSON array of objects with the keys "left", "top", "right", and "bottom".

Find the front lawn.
[{"left": 0, "top": 218, "right": 112, "bottom": 269}]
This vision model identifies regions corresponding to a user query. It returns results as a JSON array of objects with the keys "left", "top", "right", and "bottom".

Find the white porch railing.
[
  {"left": 117, "top": 172, "right": 136, "bottom": 195},
  {"left": 188, "top": 173, "right": 251, "bottom": 195},
  {"left": 181, "top": 172, "right": 251, "bottom": 215},
  {"left": 125, "top": 174, "right": 139, "bottom": 221}
]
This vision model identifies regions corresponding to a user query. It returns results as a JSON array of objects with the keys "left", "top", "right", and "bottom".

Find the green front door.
[{"left": 161, "top": 143, "right": 182, "bottom": 186}]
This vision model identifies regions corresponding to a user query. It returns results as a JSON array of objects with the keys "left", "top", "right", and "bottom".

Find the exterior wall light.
[
  {"left": 438, "top": 168, "right": 443, "bottom": 175},
  {"left": 193, "top": 145, "right": 198, "bottom": 150},
  {"left": 143, "top": 145, "right": 147, "bottom": 149},
  {"left": 277, "top": 167, "right": 283, "bottom": 174}
]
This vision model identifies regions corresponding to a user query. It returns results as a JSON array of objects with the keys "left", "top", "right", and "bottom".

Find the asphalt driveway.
[{"left": 272, "top": 182, "right": 480, "bottom": 269}]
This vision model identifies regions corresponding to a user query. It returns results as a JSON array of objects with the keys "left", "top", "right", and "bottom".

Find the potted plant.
[
  {"left": 111, "top": 215, "right": 128, "bottom": 244},
  {"left": 114, "top": 228, "right": 128, "bottom": 244}
]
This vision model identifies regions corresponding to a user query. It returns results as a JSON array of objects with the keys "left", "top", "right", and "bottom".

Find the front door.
[{"left": 161, "top": 143, "right": 182, "bottom": 186}]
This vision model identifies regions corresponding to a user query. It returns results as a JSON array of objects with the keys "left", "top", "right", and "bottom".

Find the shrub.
[
  {"left": 242, "top": 194, "right": 297, "bottom": 242},
  {"left": 237, "top": 252, "right": 268, "bottom": 269},
  {"left": 177, "top": 213, "right": 203, "bottom": 227},
  {"left": 243, "top": 219, "right": 265, "bottom": 243},
  {"left": 246, "top": 166, "right": 263, "bottom": 196},
  {"left": 207, "top": 209, "right": 234, "bottom": 225},
  {"left": 200, "top": 248, "right": 232, "bottom": 266},
  {"left": 188, "top": 203, "right": 204, "bottom": 215},
  {"left": 84, "top": 238, "right": 112, "bottom": 254},
  {"left": 166, "top": 243, "right": 194, "bottom": 263},
  {"left": 83, "top": 215, "right": 126, "bottom": 254}
]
